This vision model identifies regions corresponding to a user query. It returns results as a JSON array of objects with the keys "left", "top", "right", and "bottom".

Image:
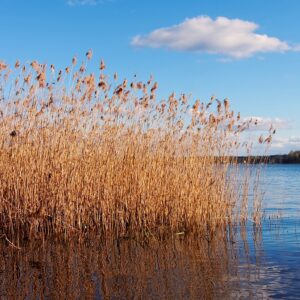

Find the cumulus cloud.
[
  {"left": 131, "top": 16, "right": 297, "bottom": 59},
  {"left": 244, "top": 134, "right": 300, "bottom": 155}
]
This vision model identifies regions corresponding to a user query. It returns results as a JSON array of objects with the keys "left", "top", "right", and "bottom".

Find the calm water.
[{"left": 1, "top": 164, "right": 300, "bottom": 299}]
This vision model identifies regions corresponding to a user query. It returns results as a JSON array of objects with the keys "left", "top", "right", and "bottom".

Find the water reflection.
[
  {"left": 1, "top": 223, "right": 300, "bottom": 299},
  {"left": 1, "top": 229, "right": 255, "bottom": 300}
]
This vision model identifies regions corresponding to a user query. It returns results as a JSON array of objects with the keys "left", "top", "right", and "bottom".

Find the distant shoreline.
[{"left": 237, "top": 151, "right": 300, "bottom": 164}]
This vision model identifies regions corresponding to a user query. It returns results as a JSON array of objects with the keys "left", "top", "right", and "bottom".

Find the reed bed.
[{"left": 0, "top": 52, "right": 271, "bottom": 241}]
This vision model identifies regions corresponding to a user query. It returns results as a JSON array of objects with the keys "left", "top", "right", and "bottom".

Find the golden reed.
[{"left": 0, "top": 52, "right": 272, "bottom": 241}]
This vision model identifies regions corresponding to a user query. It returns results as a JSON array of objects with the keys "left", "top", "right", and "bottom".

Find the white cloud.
[
  {"left": 131, "top": 16, "right": 297, "bottom": 59},
  {"left": 292, "top": 44, "right": 300, "bottom": 51},
  {"left": 67, "top": 0, "right": 99, "bottom": 6},
  {"left": 249, "top": 135, "right": 300, "bottom": 154},
  {"left": 242, "top": 116, "right": 292, "bottom": 131},
  {"left": 272, "top": 136, "right": 300, "bottom": 150}
]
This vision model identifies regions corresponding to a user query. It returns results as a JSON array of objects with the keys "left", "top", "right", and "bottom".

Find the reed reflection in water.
[{"left": 0, "top": 226, "right": 264, "bottom": 300}]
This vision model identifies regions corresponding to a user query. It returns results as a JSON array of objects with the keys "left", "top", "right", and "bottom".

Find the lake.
[{"left": 1, "top": 164, "right": 300, "bottom": 299}]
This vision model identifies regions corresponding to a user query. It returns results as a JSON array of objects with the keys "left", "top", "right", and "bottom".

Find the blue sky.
[{"left": 1, "top": 0, "right": 300, "bottom": 153}]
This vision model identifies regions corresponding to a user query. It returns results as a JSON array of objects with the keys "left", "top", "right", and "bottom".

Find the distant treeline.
[{"left": 237, "top": 151, "right": 300, "bottom": 164}]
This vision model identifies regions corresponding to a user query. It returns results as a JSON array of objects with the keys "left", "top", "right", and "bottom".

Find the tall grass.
[{"left": 0, "top": 53, "right": 272, "bottom": 240}]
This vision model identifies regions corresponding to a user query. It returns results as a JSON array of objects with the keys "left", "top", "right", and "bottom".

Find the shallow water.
[
  {"left": 262, "top": 164, "right": 300, "bottom": 218},
  {"left": 1, "top": 164, "right": 300, "bottom": 299}
]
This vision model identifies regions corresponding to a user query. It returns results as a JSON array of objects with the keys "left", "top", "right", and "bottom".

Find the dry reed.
[{"left": 0, "top": 53, "right": 272, "bottom": 241}]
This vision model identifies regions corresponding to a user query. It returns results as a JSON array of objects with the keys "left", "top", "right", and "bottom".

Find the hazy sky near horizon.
[{"left": 1, "top": 0, "right": 300, "bottom": 153}]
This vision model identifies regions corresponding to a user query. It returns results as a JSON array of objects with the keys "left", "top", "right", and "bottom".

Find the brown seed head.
[
  {"left": 79, "top": 64, "right": 86, "bottom": 73},
  {"left": 9, "top": 130, "right": 17, "bottom": 137},
  {"left": 224, "top": 98, "right": 230, "bottom": 112},
  {"left": 86, "top": 49, "right": 93, "bottom": 60},
  {"left": 24, "top": 74, "right": 31, "bottom": 85},
  {"left": 14, "top": 60, "right": 20, "bottom": 68},
  {"left": 100, "top": 59, "right": 105, "bottom": 70},
  {"left": 150, "top": 82, "right": 158, "bottom": 93},
  {"left": 265, "top": 135, "right": 272, "bottom": 144},
  {"left": 30, "top": 61, "right": 40, "bottom": 72},
  {"left": 0, "top": 61, "right": 8, "bottom": 71},
  {"left": 37, "top": 72, "right": 46, "bottom": 88}
]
